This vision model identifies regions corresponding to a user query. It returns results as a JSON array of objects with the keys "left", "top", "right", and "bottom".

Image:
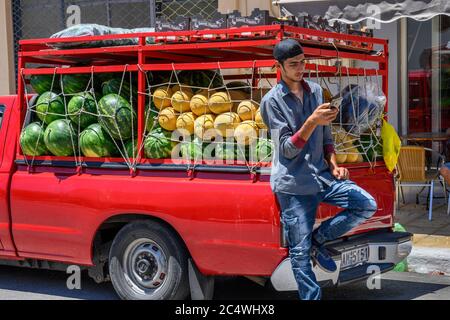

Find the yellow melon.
[
  {"left": 208, "top": 92, "right": 233, "bottom": 114},
  {"left": 190, "top": 91, "right": 211, "bottom": 116},
  {"left": 251, "top": 88, "right": 270, "bottom": 103},
  {"left": 255, "top": 109, "right": 267, "bottom": 129},
  {"left": 356, "top": 153, "right": 364, "bottom": 163},
  {"left": 158, "top": 107, "right": 178, "bottom": 131},
  {"left": 345, "top": 148, "right": 359, "bottom": 163},
  {"left": 237, "top": 100, "right": 258, "bottom": 121},
  {"left": 335, "top": 153, "right": 347, "bottom": 164},
  {"left": 153, "top": 86, "right": 172, "bottom": 110},
  {"left": 343, "top": 135, "right": 355, "bottom": 148},
  {"left": 171, "top": 90, "right": 193, "bottom": 113},
  {"left": 171, "top": 84, "right": 192, "bottom": 94},
  {"left": 234, "top": 120, "right": 259, "bottom": 146},
  {"left": 194, "top": 114, "right": 217, "bottom": 141},
  {"left": 176, "top": 112, "right": 197, "bottom": 135},
  {"left": 214, "top": 112, "right": 240, "bottom": 137}
]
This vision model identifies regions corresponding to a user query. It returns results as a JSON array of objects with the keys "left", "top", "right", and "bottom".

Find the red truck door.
[{"left": 0, "top": 96, "right": 19, "bottom": 258}]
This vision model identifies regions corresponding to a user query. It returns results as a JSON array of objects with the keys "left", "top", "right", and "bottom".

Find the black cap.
[{"left": 273, "top": 39, "right": 304, "bottom": 62}]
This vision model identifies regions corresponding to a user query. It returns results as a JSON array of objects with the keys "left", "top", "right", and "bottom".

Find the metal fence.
[{"left": 12, "top": 0, "right": 218, "bottom": 74}]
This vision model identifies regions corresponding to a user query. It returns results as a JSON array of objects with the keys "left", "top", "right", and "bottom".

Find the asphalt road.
[{"left": 0, "top": 265, "right": 449, "bottom": 300}]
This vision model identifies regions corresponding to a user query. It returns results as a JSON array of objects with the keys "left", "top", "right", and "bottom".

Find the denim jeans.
[{"left": 275, "top": 179, "right": 378, "bottom": 300}]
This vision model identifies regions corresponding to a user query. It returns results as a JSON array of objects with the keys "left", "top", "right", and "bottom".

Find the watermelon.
[
  {"left": 98, "top": 94, "right": 137, "bottom": 140},
  {"left": 144, "top": 128, "right": 173, "bottom": 159},
  {"left": 35, "top": 92, "right": 66, "bottom": 125},
  {"left": 67, "top": 92, "right": 98, "bottom": 130},
  {"left": 256, "top": 138, "right": 273, "bottom": 162},
  {"left": 177, "top": 70, "right": 223, "bottom": 92},
  {"left": 145, "top": 102, "right": 160, "bottom": 132},
  {"left": 180, "top": 137, "right": 203, "bottom": 160},
  {"left": 124, "top": 140, "right": 138, "bottom": 158},
  {"left": 215, "top": 142, "right": 236, "bottom": 161},
  {"left": 43, "top": 119, "right": 78, "bottom": 156},
  {"left": 79, "top": 123, "right": 117, "bottom": 157},
  {"left": 20, "top": 122, "right": 49, "bottom": 156},
  {"left": 102, "top": 78, "right": 137, "bottom": 104},
  {"left": 30, "top": 74, "right": 60, "bottom": 95},
  {"left": 61, "top": 74, "right": 91, "bottom": 95}
]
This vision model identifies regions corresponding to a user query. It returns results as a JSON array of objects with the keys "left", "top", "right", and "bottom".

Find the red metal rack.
[{"left": 16, "top": 24, "right": 389, "bottom": 170}]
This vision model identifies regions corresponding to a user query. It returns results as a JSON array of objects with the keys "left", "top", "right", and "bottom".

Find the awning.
[{"left": 274, "top": 0, "right": 450, "bottom": 24}]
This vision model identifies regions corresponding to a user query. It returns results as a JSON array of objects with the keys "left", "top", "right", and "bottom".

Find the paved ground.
[{"left": 0, "top": 265, "right": 449, "bottom": 300}]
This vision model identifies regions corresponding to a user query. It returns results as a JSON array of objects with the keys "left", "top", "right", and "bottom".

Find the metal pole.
[{"left": 149, "top": 0, "right": 156, "bottom": 28}]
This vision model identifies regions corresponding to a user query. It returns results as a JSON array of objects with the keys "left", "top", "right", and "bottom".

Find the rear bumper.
[{"left": 270, "top": 229, "right": 413, "bottom": 291}]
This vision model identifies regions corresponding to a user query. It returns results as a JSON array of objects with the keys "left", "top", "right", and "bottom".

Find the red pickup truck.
[{"left": 0, "top": 93, "right": 412, "bottom": 300}]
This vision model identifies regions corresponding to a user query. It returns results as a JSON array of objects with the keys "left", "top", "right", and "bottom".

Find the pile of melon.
[
  {"left": 332, "top": 125, "right": 365, "bottom": 164},
  {"left": 151, "top": 73, "right": 272, "bottom": 162}
]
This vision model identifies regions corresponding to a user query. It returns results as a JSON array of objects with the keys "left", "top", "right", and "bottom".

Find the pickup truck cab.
[{"left": 0, "top": 94, "right": 412, "bottom": 300}]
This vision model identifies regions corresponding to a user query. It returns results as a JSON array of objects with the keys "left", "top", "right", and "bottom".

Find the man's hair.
[{"left": 273, "top": 39, "right": 304, "bottom": 64}]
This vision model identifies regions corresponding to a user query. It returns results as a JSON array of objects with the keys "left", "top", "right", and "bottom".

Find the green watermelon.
[
  {"left": 67, "top": 92, "right": 98, "bottom": 130},
  {"left": 177, "top": 70, "right": 224, "bottom": 92},
  {"left": 43, "top": 119, "right": 78, "bottom": 156},
  {"left": 145, "top": 102, "right": 160, "bottom": 132},
  {"left": 79, "top": 123, "right": 117, "bottom": 158},
  {"left": 215, "top": 142, "right": 236, "bottom": 161},
  {"left": 256, "top": 138, "right": 273, "bottom": 162},
  {"left": 30, "top": 74, "right": 60, "bottom": 95},
  {"left": 124, "top": 140, "right": 138, "bottom": 158},
  {"left": 102, "top": 78, "right": 137, "bottom": 104},
  {"left": 359, "top": 134, "right": 383, "bottom": 162},
  {"left": 144, "top": 128, "right": 173, "bottom": 159},
  {"left": 20, "top": 122, "right": 49, "bottom": 156},
  {"left": 98, "top": 94, "right": 137, "bottom": 140},
  {"left": 180, "top": 138, "right": 203, "bottom": 160},
  {"left": 35, "top": 92, "right": 66, "bottom": 125},
  {"left": 61, "top": 74, "right": 91, "bottom": 94}
]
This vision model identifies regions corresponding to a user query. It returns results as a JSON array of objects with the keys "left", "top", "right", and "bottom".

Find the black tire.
[{"left": 108, "top": 220, "right": 189, "bottom": 300}]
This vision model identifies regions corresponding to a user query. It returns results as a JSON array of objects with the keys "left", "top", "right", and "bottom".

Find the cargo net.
[
  {"left": 19, "top": 63, "right": 385, "bottom": 174},
  {"left": 312, "top": 65, "right": 385, "bottom": 167},
  {"left": 19, "top": 65, "right": 275, "bottom": 175}
]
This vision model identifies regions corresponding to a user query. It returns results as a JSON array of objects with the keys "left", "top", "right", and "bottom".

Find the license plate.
[{"left": 341, "top": 246, "right": 369, "bottom": 269}]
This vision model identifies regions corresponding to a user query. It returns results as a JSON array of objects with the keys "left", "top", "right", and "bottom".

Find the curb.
[{"left": 406, "top": 246, "right": 450, "bottom": 276}]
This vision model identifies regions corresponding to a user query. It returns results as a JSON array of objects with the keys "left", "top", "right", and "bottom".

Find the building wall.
[{"left": 0, "top": 0, "right": 15, "bottom": 95}]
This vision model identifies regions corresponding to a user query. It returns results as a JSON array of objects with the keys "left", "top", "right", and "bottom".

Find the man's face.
[{"left": 277, "top": 54, "right": 306, "bottom": 82}]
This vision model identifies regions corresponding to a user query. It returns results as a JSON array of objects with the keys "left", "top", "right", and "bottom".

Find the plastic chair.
[{"left": 395, "top": 146, "right": 446, "bottom": 221}]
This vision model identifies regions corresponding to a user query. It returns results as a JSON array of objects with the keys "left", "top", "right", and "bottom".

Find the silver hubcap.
[{"left": 124, "top": 239, "right": 168, "bottom": 291}]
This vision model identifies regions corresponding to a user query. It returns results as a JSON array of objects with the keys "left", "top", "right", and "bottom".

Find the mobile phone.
[{"left": 329, "top": 96, "right": 343, "bottom": 110}]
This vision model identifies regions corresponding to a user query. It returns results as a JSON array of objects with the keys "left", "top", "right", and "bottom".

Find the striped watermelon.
[
  {"left": 177, "top": 70, "right": 223, "bottom": 92},
  {"left": 67, "top": 92, "right": 98, "bottom": 130},
  {"left": 124, "top": 140, "right": 138, "bottom": 158},
  {"left": 20, "top": 122, "right": 49, "bottom": 156},
  {"left": 180, "top": 137, "right": 203, "bottom": 160},
  {"left": 61, "top": 74, "right": 91, "bottom": 94},
  {"left": 144, "top": 128, "right": 173, "bottom": 159},
  {"left": 256, "top": 138, "right": 273, "bottom": 162},
  {"left": 43, "top": 119, "right": 78, "bottom": 156},
  {"left": 98, "top": 94, "right": 137, "bottom": 140},
  {"left": 30, "top": 74, "right": 60, "bottom": 94},
  {"left": 102, "top": 78, "right": 137, "bottom": 104},
  {"left": 79, "top": 123, "right": 117, "bottom": 157},
  {"left": 35, "top": 92, "right": 66, "bottom": 125},
  {"left": 215, "top": 142, "right": 236, "bottom": 161}
]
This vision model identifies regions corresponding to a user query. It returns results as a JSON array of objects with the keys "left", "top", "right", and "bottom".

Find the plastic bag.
[
  {"left": 381, "top": 119, "right": 401, "bottom": 172},
  {"left": 338, "top": 83, "right": 386, "bottom": 134},
  {"left": 49, "top": 24, "right": 155, "bottom": 49}
]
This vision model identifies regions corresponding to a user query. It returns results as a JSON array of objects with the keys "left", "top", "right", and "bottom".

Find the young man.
[{"left": 260, "top": 39, "right": 378, "bottom": 300}]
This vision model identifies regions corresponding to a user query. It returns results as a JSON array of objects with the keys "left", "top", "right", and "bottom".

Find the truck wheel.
[{"left": 108, "top": 220, "right": 189, "bottom": 300}]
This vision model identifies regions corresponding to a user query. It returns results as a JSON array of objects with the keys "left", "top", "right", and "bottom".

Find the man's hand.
[
  {"left": 331, "top": 166, "right": 349, "bottom": 180},
  {"left": 309, "top": 103, "right": 339, "bottom": 126}
]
